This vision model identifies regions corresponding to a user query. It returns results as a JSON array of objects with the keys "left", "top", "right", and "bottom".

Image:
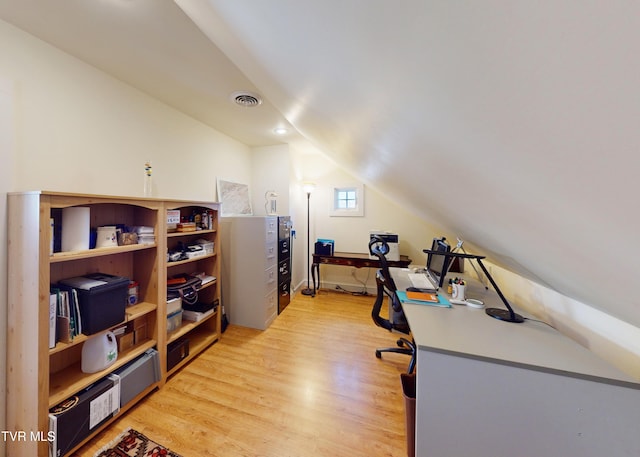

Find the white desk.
[{"left": 393, "top": 268, "right": 640, "bottom": 457}]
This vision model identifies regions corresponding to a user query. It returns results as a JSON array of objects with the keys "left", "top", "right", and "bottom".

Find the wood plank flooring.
[{"left": 74, "top": 290, "right": 410, "bottom": 457}]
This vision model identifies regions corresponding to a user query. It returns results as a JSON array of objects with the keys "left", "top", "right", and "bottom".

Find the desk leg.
[{"left": 311, "top": 262, "right": 319, "bottom": 295}]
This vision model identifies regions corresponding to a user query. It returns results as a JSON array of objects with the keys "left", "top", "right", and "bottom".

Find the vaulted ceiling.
[{"left": 2, "top": 0, "right": 639, "bottom": 327}]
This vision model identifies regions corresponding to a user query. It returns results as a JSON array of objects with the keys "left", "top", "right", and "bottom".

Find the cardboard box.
[
  {"left": 116, "top": 332, "right": 134, "bottom": 352},
  {"left": 166, "top": 209, "right": 181, "bottom": 232},
  {"left": 49, "top": 377, "right": 119, "bottom": 456},
  {"left": 133, "top": 318, "right": 147, "bottom": 344}
]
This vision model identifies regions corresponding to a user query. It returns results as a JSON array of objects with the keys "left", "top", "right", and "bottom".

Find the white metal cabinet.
[{"left": 220, "top": 216, "right": 279, "bottom": 330}]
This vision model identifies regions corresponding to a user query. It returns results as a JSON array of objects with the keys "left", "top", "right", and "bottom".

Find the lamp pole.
[{"left": 301, "top": 184, "right": 315, "bottom": 296}]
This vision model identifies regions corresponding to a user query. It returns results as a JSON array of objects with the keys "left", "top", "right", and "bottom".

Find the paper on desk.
[{"left": 397, "top": 291, "right": 451, "bottom": 308}]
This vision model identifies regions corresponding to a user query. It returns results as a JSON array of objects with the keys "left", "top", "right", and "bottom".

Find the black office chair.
[{"left": 368, "top": 236, "right": 416, "bottom": 374}]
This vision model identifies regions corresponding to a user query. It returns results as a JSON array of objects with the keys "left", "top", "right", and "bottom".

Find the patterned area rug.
[{"left": 94, "top": 428, "right": 182, "bottom": 457}]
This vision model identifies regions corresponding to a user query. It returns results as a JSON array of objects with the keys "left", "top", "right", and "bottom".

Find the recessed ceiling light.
[
  {"left": 230, "top": 91, "right": 263, "bottom": 107},
  {"left": 273, "top": 127, "right": 288, "bottom": 135}
]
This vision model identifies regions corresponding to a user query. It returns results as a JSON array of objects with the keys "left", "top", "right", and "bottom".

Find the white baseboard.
[{"left": 292, "top": 279, "right": 376, "bottom": 296}]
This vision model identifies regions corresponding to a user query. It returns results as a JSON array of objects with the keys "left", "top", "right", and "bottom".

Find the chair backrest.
[
  {"left": 368, "top": 236, "right": 409, "bottom": 334},
  {"left": 368, "top": 236, "right": 398, "bottom": 292}
]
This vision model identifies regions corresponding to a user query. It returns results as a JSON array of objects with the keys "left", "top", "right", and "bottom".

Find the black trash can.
[{"left": 401, "top": 372, "right": 416, "bottom": 457}]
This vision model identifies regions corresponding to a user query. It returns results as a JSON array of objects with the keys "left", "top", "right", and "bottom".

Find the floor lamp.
[{"left": 301, "top": 182, "right": 315, "bottom": 296}]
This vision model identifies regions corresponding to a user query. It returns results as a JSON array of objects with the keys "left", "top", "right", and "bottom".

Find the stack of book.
[
  {"left": 132, "top": 226, "right": 155, "bottom": 245},
  {"left": 49, "top": 285, "right": 82, "bottom": 347}
]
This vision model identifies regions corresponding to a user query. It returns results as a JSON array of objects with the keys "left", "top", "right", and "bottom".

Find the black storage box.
[
  {"left": 167, "top": 338, "right": 190, "bottom": 371},
  {"left": 314, "top": 241, "right": 334, "bottom": 256},
  {"left": 109, "top": 348, "right": 161, "bottom": 407},
  {"left": 49, "top": 377, "right": 119, "bottom": 457},
  {"left": 182, "top": 298, "right": 217, "bottom": 314},
  {"left": 59, "top": 273, "right": 129, "bottom": 335}
]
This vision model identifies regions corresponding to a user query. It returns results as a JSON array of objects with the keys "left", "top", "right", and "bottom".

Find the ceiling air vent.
[{"left": 231, "top": 91, "right": 263, "bottom": 107}]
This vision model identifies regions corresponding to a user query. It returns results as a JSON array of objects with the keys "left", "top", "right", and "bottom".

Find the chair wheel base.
[{"left": 375, "top": 350, "right": 382, "bottom": 359}]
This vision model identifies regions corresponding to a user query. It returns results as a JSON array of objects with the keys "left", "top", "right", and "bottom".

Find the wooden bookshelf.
[
  {"left": 6, "top": 191, "right": 222, "bottom": 457},
  {"left": 163, "top": 203, "right": 221, "bottom": 378}
]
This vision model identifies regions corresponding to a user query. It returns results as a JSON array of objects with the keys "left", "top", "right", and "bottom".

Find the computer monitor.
[{"left": 426, "top": 237, "right": 451, "bottom": 288}]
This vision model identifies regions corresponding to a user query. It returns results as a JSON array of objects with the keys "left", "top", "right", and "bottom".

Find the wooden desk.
[
  {"left": 392, "top": 268, "right": 640, "bottom": 457},
  {"left": 310, "top": 252, "right": 411, "bottom": 294}
]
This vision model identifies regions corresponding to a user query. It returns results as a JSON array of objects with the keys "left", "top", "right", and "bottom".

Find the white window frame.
[{"left": 329, "top": 184, "right": 364, "bottom": 217}]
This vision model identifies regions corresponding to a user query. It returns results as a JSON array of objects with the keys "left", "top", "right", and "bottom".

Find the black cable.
[
  {"left": 351, "top": 267, "right": 371, "bottom": 295},
  {"left": 524, "top": 317, "right": 556, "bottom": 329},
  {"left": 335, "top": 284, "right": 369, "bottom": 296}
]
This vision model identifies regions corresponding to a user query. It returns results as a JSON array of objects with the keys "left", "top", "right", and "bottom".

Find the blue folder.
[{"left": 397, "top": 290, "right": 452, "bottom": 308}]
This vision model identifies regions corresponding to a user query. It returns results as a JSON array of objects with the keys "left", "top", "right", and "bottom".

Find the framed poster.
[{"left": 217, "top": 179, "right": 253, "bottom": 216}]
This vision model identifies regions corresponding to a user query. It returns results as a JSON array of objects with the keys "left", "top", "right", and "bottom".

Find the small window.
[
  {"left": 330, "top": 184, "right": 364, "bottom": 217},
  {"left": 336, "top": 189, "right": 357, "bottom": 209}
]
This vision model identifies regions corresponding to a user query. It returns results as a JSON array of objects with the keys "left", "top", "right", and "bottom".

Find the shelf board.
[
  {"left": 166, "top": 252, "right": 216, "bottom": 267},
  {"left": 167, "top": 228, "right": 216, "bottom": 238},
  {"left": 49, "top": 301, "right": 157, "bottom": 355},
  {"left": 188, "top": 329, "right": 219, "bottom": 356},
  {"left": 50, "top": 243, "right": 156, "bottom": 263},
  {"left": 199, "top": 279, "right": 217, "bottom": 290},
  {"left": 49, "top": 333, "right": 89, "bottom": 355},
  {"left": 167, "top": 310, "right": 217, "bottom": 345},
  {"left": 167, "top": 328, "right": 219, "bottom": 377},
  {"left": 125, "top": 301, "right": 158, "bottom": 321},
  {"left": 49, "top": 339, "right": 157, "bottom": 408}
]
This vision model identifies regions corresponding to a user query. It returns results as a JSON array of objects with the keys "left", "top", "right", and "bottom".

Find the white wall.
[
  {"left": 289, "top": 148, "right": 445, "bottom": 294},
  {"left": 0, "top": 74, "right": 15, "bottom": 457},
  {"left": 250, "top": 144, "right": 291, "bottom": 217},
  {"left": 0, "top": 18, "right": 254, "bottom": 435},
  {"left": 486, "top": 263, "right": 640, "bottom": 380},
  {"left": 0, "top": 19, "right": 252, "bottom": 200}
]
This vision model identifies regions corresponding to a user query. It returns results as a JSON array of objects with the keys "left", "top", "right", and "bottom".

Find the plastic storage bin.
[
  {"left": 167, "top": 309, "right": 183, "bottom": 333},
  {"left": 59, "top": 273, "right": 128, "bottom": 334},
  {"left": 167, "top": 297, "right": 182, "bottom": 315},
  {"left": 109, "top": 348, "right": 161, "bottom": 407}
]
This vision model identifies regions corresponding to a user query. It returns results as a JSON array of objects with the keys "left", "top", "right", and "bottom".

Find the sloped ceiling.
[
  {"left": 0, "top": 0, "right": 297, "bottom": 147},
  {"left": 2, "top": 0, "right": 639, "bottom": 327}
]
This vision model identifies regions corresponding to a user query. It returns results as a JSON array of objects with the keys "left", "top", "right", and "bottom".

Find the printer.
[{"left": 369, "top": 231, "right": 400, "bottom": 261}]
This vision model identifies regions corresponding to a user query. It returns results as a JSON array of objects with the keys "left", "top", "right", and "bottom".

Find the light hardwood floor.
[{"left": 74, "top": 290, "right": 411, "bottom": 457}]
